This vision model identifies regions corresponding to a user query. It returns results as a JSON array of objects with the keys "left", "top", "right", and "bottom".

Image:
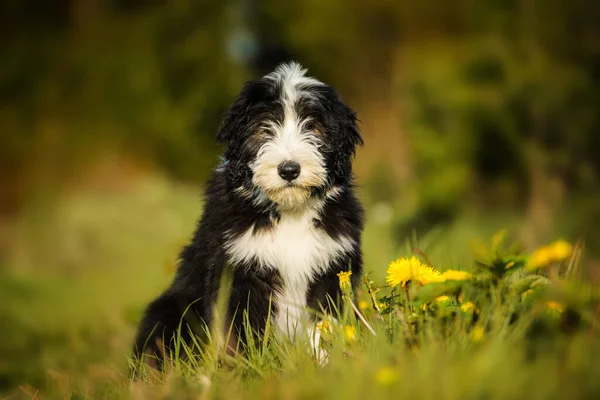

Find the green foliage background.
[{"left": 3, "top": 0, "right": 600, "bottom": 251}]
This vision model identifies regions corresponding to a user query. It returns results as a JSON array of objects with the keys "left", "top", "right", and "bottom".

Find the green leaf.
[{"left": 413, "top": 281, "right": 464, "bottom": 305}]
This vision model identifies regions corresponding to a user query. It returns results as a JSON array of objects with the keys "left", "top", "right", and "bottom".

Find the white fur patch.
[
  {"left": 266, "top": 62, "right": 324, "bottom": 102},
  {"left": 224, "top": 209, "right": 354, "bottom": 338}
]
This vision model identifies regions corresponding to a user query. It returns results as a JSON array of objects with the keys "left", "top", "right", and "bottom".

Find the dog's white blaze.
[
  {"left": 224, "top": 209, "right": 354, "bottom": 338},
  {"left": 266, "top": 62, "right": 323, "bottom": 103}
]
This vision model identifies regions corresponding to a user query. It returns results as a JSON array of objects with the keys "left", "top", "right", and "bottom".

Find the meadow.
[{"left": 1, "top": 174, "right": 599, "bottom": 400}]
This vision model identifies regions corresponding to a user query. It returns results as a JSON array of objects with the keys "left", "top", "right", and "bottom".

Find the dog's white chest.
[{"left": 225, "top": 211, "right": 353, "bottom": 336}]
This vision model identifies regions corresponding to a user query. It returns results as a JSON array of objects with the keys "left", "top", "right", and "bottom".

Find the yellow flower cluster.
[
  {"left": 456, "top": 293, "right": 479, "bottom": 314},
  {"left": 527, "top": 240, "right": 573, "bottom": 270},
  {"left": 460, "top": 301, "right": 477, "bottom": 313},
  {"left": 386, "top": 256, "right": 471, "bottom": 288},
  {"left": 337, "top": 270, "right": 352, "bottom": 288},
  {"left": 435, "top": 295, "right": 450, "bottom": 304},
  {"left": 316, "top": 320, "right": 331, "bottom": 333}
]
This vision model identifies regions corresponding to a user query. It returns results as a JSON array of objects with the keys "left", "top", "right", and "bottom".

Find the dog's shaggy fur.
[{"left": 132, "top": 62, "right": 364, "bottom": 366}]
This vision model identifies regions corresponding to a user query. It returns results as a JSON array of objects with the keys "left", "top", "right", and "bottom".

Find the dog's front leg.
[
  {"left": 131, "top": 290, "right": 204, "bottom": 374},
  {"left": 227, "top": 268, "right": 281, "bottom": 351},
  {"left": 305, "top": 254, "right": 362, "bottom": 363}
]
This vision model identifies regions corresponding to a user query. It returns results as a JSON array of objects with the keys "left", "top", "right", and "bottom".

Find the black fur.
[{"left": 132, "top": 63, "right": 364, "bottom": 370}]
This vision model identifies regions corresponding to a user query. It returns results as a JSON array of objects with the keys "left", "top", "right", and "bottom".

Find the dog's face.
[{"left": 217, "top": 63, "right": 362, "bottom": 211}]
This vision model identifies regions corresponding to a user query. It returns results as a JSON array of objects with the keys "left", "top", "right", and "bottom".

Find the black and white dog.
[{"left": 132, "top": 62, "right": 364, "bottom": 367}]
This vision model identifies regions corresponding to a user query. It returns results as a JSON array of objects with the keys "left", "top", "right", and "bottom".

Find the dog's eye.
[{"left": 304, "top": 121, "right": 322, "bottom": 135}]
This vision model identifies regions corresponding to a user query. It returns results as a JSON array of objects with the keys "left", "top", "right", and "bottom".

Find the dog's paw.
[
  {"left": 309, "top": 320, "right": 338, "bottom": 366},
  {"left": 130, "top": 337, "right": 170, "bottom": 379}
]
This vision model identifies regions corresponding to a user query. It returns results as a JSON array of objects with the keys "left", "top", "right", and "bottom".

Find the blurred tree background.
[{"left": 1, "top": 0, "right": 600, "bottom": 261}]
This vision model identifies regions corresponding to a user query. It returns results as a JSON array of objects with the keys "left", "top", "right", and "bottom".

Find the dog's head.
[{"left": 217, "top": 62, "right": 363, "bottom": 211}]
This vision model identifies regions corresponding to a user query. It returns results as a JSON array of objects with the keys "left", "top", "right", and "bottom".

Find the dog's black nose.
[{"left": 278, "top": 161, "right": 301, "bottom": 182}]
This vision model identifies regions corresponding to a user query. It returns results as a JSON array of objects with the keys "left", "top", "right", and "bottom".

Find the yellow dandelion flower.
[
  {"left": 461, "top": 301, "right": 478, "bottom": 313},
  {"left": 545, "top": 301, "right": 564, "bottom": 317},
  {"left": 359, "top": 300, "right": 369, "bottom": 310},
  {"left": 344, "top": 325, "right": 357, "bottom": 343},
  {"left": 375, "top": 366, "right": 399, "bottom": 385},
  {"left": 549, "top": 240, "right": 572, "bottom": 261},
  {"left": 470, "top": 326, "right": 485, "bottom": 343},
  {"left": 378, "top": 302, "right": 388, "bottom": 311},
  {"left": 386, "top": 256, "right": 418, "bottom": 287},
  {"left": 415, "top": 266, "right": 443, "bottom": 285},
  {"left": 528, "top": 247, "right": 553, "bottom": 269},
  {"left": 527, "top": 240, "right": 572, "bottom": 270},
  {"left": 439, "top": 270, "right": 471, "bottom": 281},
  {"left": 337, "top": 271, "right": 352, "bottom": 288},
  {"left": 386, "top": 256, "right": 442, "bottom": 287}
]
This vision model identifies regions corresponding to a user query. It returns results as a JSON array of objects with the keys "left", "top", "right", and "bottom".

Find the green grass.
[{"left": 2, "top": 176, "right": 599, "bottom": 399}]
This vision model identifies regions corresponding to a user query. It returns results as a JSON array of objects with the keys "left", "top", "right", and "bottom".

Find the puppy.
[{"left": 132, "top": 62, "right": 364, "bottom": 368}]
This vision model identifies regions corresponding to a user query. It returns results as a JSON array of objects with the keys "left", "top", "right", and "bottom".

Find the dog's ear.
[
  {"left": 320, "top": 86, "right": 363, "bottom": 153},
  {"left": 217, "top": 80, "right": 273, "bottom": 147},
  {"left": 336, "top": 102, "right": 363, "bottom": 179},
  {"left": 216, "top": 85, "right": 251, "bottom": 146},
  {"left": 318, "top": 86, "right": 363, "bottom": 179},
  {"left": 338, "top": 102, "right": 363, "bottom": 155}
]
